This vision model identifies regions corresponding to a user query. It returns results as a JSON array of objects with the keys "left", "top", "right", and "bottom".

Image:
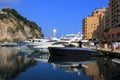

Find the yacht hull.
[{"left": 48, "top": 47, "right": 100, "bottom": 57}]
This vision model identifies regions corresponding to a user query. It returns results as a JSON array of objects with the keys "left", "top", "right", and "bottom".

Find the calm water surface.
[{"left": 0, "top": 47, "right": 120, "bottom": 80}]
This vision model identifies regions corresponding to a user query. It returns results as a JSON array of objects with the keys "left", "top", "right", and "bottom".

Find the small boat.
[
  {"left": 1, "top": 42, "right": 18, "bottom": 47},
  {"left": 25, "top": 39, "right": 49, "bottom": 48},
  {"left": 34, "top": 48, "right": 49, "bottom": 53},
  {"left": 48, "top": 47, "right": 100, "bottom": 56},
  {"left": 112, "top": 58, "right": 120, "bottom": 64}
]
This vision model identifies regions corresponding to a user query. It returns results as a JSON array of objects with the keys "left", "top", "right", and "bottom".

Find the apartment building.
[
  {"left": 82, "top": 8, "right": 106, "bottom": 41},
  {"left": 104, "top": 0, "right": 120, "bottom": 43},
  {"left": 82, "top": 16, "right": 98, "bottom": 40}
]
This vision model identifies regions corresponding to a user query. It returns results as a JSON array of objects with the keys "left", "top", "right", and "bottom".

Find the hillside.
[{"left": 0, "top": 8, "right": 43, "bottom": 42}]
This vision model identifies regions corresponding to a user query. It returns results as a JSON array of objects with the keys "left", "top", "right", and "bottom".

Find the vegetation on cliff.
[{"left": 0, "top": 8, "right": 43, "bottom": 42}]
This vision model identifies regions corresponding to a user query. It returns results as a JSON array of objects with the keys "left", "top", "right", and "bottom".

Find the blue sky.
[{"left": 0, "top": 0, "right": 109, "bottom": 37}]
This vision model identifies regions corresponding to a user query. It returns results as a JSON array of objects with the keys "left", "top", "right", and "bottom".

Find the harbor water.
[{"left": 0, "top": 47, "right": 120, "bottom": 80}]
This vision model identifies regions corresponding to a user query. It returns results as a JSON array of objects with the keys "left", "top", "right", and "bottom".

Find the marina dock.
[{"left": 85, "top": 46, "right": 120, "bottom": 58}]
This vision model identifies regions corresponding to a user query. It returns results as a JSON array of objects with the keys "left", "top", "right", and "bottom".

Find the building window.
[
  {"left": 112, "top": 34, "right": 115, "bottom": 38},
  {"left": 108, "top": 34, "right": 110, "bottom": 39},
  {"left": 117, "top": 33, "right": 120, "bottom": 39}
]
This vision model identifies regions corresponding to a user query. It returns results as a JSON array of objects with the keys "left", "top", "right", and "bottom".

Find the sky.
[{"left": 0, "top": 0, "right": 109, "bottom": 37}]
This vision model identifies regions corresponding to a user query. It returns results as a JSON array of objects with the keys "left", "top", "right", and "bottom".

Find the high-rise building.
[
  {"left": 82, "top": 16, "right": 99, "bottom": 40},
  {"left": 104, "top": 0, "right": 120, "bottom": 43},
  {"left": 82, "top": 8, "right": 106, "bottom": 41}
]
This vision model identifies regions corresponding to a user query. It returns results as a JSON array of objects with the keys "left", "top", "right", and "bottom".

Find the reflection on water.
[
  {"left": 0, "top": 47, "right": 120, "bottom": 80},
  {"left": 0, "top": 47, "right": 36, "bottom": 80},
  {"left": 48, "top": 55, "right": 97, "bottom": 76}
]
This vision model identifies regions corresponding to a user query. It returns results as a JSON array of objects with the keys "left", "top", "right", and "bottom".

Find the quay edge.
[{"left": 98, "top": 50, "right": 120, "bottom": 58}]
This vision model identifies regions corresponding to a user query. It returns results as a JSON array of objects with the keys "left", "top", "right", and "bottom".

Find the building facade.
[
  {"left": 82, "top": 16, "right": 99, "bottom": 40},
  {"left": 104, "top": 0, "right": 120, "bottom": 43},
  {"left": 82, "top": 8, "right": 106, "bottom": 41}
]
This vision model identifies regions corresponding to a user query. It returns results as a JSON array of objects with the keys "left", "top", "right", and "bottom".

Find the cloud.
[{"left": 0, "top": 0, "right": 19, "bottom": 4}]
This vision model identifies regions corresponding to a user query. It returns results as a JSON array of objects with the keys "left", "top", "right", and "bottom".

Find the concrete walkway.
[
  {"left": 85, "top": 46, "right": 120, "bottom": 53},
  {"left": 97, "top": 48, "right": 120, "bottom": 53}
]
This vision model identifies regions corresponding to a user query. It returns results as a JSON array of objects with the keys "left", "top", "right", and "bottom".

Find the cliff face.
[{"left": 0, "top": 8, "right": 43, "bottom": 42}]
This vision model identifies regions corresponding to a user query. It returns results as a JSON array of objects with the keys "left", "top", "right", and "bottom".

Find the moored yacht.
[
  {"left": 1, "top": 42, "right": 18, "bottom": 47},
  {"left": 48, "top": 47, "right": 100, "bottom": 56},
  {"left": 25, "top": 38, "right": 49, "bottom": 48},
  {"left": 33, "top": 32, "right": 83, "bottom": 51}
]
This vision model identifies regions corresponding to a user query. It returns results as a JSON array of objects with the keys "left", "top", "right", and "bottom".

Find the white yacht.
[
  {"left": 27, "top": 32, "right": 83, "bottom": 52},
  {"left": 25, "top": 38, "right": 49, "bottom": 48},
  {"left": 34, "top": 34, "right": 81, "bottom": 51},
  {"left": 33, "top": 39, "right": 65, "bottom": 52}
]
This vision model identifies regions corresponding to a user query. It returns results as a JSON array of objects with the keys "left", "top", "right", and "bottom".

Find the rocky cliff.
[{"left": 0, "top": 8, "right": 43, "bottom": 42}]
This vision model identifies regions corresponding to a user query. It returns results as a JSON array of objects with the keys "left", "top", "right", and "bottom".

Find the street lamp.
[{"left": 53, "top": 29, "right": 57, "bottom": 37}]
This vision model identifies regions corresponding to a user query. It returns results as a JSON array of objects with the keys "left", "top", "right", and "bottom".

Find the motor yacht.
[{"left": 48, "top": 47, "right": 101, "bottom": 57}]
